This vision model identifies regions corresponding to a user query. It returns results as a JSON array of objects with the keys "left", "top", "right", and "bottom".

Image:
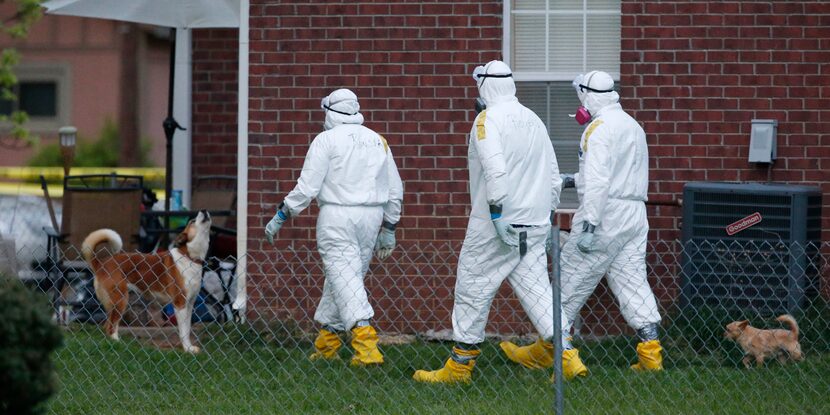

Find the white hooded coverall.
[
  {"left": 283, "top": 89, "right": 404, "bottom": 332},
  {"left": 560, "top": 72, "right": 661, "bottom": 334},
  {"left": 452, "top": 61, "right": 562, "bottom": 344}
]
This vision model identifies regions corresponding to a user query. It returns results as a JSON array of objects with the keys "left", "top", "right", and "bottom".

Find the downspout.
[{"left": 233, "top": 0, "right": 249, "bottom": 319}]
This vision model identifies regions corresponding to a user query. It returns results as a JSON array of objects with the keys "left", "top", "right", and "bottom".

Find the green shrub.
[
  {"left": 27, "top": 120, "right": 154, "bottom": 167},
  {"left": 0, "top": 276, "right": 63, "bottom": 415}
]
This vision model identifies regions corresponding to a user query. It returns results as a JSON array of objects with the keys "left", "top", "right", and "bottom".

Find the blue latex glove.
[
  {"left": 561, "top": 174, "right": 576, "bottom": 189},
  {"left": 576, "top": 222, "right": 597, "bottom": 253},
  {"left": 490, "top": 205, "right": 519, "bottom": 247},
  {"left": 265, "top": 203, "right": 290, "bottom": 245},
  {"left": 374, "top": 221, "right": 397, "bottom": 260}
]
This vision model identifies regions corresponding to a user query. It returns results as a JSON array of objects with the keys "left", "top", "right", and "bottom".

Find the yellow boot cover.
[
  {"left": 412, "top": 347, "right": 480, "bottom": 384},
  {"left": 309, "top": 329, "right": 342, "bottom": 361},
  {"left": 551, "top": 349, "right": 589, "bottom": 382},
  {"left": 630, "top": 340, "right": 663, "bottom": 372},
  {"left": 499, "top": 338, "right": 554, "bottom": 369},
  {"left": 350, "top": 325, "right": 384, "bottom": 366}
]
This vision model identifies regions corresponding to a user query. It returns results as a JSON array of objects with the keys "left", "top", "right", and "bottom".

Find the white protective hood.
[
  {"left": 474, "top": 60, "right": 518, "bottom": 108},
  {"left": 321, "top": 88, "right": 365, "bottom": 130},
  {"left": 575, "top": 70, "right": 620, "bottom": 116}
]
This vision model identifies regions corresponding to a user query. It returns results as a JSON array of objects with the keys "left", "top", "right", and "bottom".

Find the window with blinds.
[{"left": 507, "top": 0, "right": 621, "bottom": 208}]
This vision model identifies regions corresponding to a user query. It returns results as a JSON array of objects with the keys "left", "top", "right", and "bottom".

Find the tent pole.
[{"left": 162, "top": 27, "right": 184, "bottom": 241}]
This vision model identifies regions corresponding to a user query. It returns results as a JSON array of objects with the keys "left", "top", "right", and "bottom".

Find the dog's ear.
[
  {"left": 738, "top": 320, "right": 749, "bottom": 329},
  {"left": 173, "top": 230, "right": 189, "bottom": 247}
]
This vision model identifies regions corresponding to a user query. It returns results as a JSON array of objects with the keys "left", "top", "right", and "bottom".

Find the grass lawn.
[{"left": 48, "top": 324, "right": 830, "bottom": 415}]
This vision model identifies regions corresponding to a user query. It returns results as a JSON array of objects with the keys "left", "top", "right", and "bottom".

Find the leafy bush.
[
  {"left": 0, "top": 276, "right": 63, "bottom": 415},
  {"left": 27, "top": 120, "right": 154, "bottom": 167}
]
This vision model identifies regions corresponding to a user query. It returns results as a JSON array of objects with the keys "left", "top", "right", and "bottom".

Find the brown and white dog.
[{"left": 82, "top": 211, "right": 211, "bottom": 353}]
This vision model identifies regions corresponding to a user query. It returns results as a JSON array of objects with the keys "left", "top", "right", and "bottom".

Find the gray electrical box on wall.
[{"left": 748, "top": 119, "right": 778, "bottom": 163}]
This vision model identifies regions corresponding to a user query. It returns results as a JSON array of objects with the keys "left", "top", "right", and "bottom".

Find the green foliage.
[
  {"left": 3, "top": 0, "right": 43, "bottom": 39},
  {"left": 0, "top": 49, "right": 20, "bottom": 92},
  {"left": 27, "top": 120, "right": 154, "bottom": 167},
  {"left": 0, "top": 275, "right": 63, "bottom": 415},
  {"left": 0, "top": 0, "right": 42, "bottom": 147}
]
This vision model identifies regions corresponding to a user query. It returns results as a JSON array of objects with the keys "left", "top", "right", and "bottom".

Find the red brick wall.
[
  {"left": 195, "top": 1, "right": 830, "bottom": 335},
  {"left": 245, "top": 1, "right": 510, "bottom": 333},
  {"left": 247, "top": 1, "right": 503, "bottom": 245},
  {"left": 191, "top": 28, "right": 239, "bottom": 182},
  {"left": 607, "top": 0, "right": 830, "bottom": 337},
  {"left": 620, "top": 1, "right": 830, "bottom": 242}
]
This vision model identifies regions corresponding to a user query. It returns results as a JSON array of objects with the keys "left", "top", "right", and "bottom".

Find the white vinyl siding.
[{"left": 506, "top": 0, "right": 621, "bottom": 208}]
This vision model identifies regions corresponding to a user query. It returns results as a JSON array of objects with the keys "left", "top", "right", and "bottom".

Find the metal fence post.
[{"left": 551, "top": 226, "right": 564, "bottom": 415}]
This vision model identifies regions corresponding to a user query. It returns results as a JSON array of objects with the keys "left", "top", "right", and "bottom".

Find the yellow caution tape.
[
  {"left": 0, "top": 167, "right": 165, "bottom": 182},
  {"left": 0, "top": 181, "right": 166, "bottom": 198}
]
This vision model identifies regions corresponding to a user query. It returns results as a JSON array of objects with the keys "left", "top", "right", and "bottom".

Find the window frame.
[
  {"left": 503, "top": 0, "right": 622, "bottom": 209},
  {"left": 1, "top": 62, "right": 71, "bottom": 133},
  {"left": 503, "top": 0, "right": 622, "bottom": 82}
]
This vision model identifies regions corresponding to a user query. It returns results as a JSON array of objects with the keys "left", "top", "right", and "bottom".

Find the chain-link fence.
[
  {"left": 4, "top": 228, "right": 830, "bottom": 414},
  {"left": 1, "top": 194, "right": 58, "bottom": 272}
]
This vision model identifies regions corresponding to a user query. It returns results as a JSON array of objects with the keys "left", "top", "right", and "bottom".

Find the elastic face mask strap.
[
  {"left": 578, "top": 84, "right": 614, "bottom": 94},
  {"left": 323, "top": 105, "right": 357, "bottom": 116},
  {"left": 476, "top": 73, "right": 512, "bottom": 88},
  {"left": 323, "top": 98, "right": 358, "bottom": 116},
  {"left": 476, "top": 62, "right": 512, "bottom": 87},
  {"left": 578, "top": 72, "right": 613, "bottom": 94}
]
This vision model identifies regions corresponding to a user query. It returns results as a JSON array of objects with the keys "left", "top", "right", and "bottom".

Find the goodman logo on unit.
[{"left": 726, "top": 212, "right": 763, "bottom": 236}]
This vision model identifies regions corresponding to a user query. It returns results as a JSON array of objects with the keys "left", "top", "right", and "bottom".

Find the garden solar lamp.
[{"left": 59, "top": 125, "right": 77, "bottom": 177}]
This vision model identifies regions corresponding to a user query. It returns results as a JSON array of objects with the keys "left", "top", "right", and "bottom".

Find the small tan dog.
[{"left": 724, "top": 314, "right": 803, "bottom": 368}]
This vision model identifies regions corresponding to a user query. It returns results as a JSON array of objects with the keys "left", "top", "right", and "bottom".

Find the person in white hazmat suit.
[
  {"left": 264, "top": 88, "right": 403, "bottom": 367},
  {"left": 507, "top": 70, "right": 662, "bottom": 378},
  {"left": 413, "top": 60, "right": 563, "bottom": 384}
]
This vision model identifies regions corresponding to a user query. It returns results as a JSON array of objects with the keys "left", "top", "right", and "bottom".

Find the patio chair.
[{"left": 40, "top": 174, "right": 143, "bottom": 322}]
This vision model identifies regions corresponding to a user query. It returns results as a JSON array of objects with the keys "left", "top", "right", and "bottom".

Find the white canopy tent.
[{"left": 42, "top": 0, "right": 250, "bottom": 314}]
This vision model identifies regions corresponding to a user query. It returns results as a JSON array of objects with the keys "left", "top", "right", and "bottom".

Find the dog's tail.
[
  {"left": 81, "top": 229, "right": 123, "bottom": 263},
  {"left": 777, "top": 314, "right": 799, "bottom": 341}
]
